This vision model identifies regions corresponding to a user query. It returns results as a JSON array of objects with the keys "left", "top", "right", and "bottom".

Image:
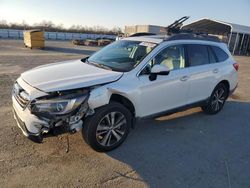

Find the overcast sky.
[{"left": 0, "top": 0, "right": 250, "bottom": 29}]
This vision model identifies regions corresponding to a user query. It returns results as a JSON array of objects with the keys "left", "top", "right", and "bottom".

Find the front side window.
[
  {"left": 154, "top": 45, "right": 186, "bottom": 70},
  {"left": 140, "top": 45, "right": 186, "bottom": 75},
  {"left": 141, "top": 45, "right": 186, "bottom": 75},
  {"left": 187, "top": 44, "right": 209, "bottom": 66},
  {"left": 86, "top": 40, "right": 156, "bottom": 72}
]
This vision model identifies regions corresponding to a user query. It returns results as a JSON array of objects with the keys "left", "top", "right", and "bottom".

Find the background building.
[
  {"left": 125, "top": 18, "right": 250, "bottom": 55},
  {"left": 124, "top": 25, "right": 167, "bottom": 36},
  {"left": 182, "top": 18, "right": 250, "bottom": 55}
]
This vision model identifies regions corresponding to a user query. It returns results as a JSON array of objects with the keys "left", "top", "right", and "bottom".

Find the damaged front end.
[{"left": 13, "top": 82, "right": 94, "bottom": 142}]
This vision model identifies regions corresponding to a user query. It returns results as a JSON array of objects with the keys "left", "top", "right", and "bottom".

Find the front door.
[{"left": 136, "top": 45, "right": 190, "bottom": 117}]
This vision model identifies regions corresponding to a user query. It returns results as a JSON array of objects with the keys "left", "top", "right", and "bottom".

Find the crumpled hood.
[{"left": 21, "top": 59, "right": 123, "bottom": 92}]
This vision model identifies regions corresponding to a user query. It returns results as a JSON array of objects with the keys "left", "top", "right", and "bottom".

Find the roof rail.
[
  {"left": 164, "top": 33, "right": 221, "bottom": 42},
  {"left": 129, "top": 32, "right": 156, "bottom": 37}
]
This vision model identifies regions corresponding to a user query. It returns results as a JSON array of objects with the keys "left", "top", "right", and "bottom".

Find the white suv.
[{"left": 12, "top": 34, "right": 238, "bottom": 151}]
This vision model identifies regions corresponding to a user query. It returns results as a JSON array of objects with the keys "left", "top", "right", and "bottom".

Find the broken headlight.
[{"left": 30, "top": 94, "right": 88, "bottom": 115}]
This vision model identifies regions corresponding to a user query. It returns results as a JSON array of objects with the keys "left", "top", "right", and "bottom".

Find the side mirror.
[
  {"left": 149, "top": 64, "right": 170, "bottom": 81},
  {"left": 81, "top": 56, "right": 89, "bottom": 62}
]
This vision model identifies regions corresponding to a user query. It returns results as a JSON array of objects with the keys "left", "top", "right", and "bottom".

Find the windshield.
[{"left": 85, "top": 40, "right": 156, "bottom": 72}]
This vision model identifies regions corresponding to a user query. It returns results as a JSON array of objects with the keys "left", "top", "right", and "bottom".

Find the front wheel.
[
  {"left": 202, "top": 83, "right": 228, "bottom": 114},
  {"left": 82, "top": 102, "right": 132, "bottom": 152}
]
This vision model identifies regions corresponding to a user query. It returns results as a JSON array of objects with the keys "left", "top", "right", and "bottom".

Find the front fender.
[{"left": 88, "top": 86, "right": 111, "bottom": 109}]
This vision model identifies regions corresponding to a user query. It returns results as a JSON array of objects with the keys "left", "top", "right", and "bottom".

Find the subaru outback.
[{"left": 12, "top": 34, "right": 238, "bottom": 151}]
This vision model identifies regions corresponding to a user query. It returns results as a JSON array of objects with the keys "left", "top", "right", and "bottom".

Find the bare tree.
[{"left": 0, "top": 20, "right": 123, "bottom": 35}]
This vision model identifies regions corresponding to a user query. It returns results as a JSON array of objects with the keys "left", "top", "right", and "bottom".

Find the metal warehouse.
[
  {"left": 182, "top": 18, "right": 250, "bottom": 55},
  {"left": 124, "top": 25, "right": 167, "bottom": 36}
]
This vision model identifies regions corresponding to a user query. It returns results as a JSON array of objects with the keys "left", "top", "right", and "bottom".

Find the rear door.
[{"left": 185, "top": 44, "right": 219, "bottom": 104}]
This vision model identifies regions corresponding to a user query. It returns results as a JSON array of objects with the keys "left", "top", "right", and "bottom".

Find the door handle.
[
  {"left": 180, "top": 75, "right": 189, "bottom": 81},
  {"left": 213, "top": 68, "right": 219, "bottom": 73}
]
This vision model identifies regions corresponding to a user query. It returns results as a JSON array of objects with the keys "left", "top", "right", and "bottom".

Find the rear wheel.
[
  {"left": 82, "top": 102, "right": 132, "bottom": 152},
  {"left": 202, "top": 83, "right": 228, "bottom": 114}
]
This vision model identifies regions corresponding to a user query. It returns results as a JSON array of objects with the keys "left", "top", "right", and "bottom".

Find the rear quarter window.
[{"left": 211, "top": 46, "right": 229, "bottom": 62}]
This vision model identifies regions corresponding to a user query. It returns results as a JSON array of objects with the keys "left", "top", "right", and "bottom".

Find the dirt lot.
[{"left": 0, "top": 39, "right": 250, "bottom": 188}]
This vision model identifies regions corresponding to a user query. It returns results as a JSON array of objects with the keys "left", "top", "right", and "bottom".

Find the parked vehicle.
[
  {"left": 12, "top": 33, "right": 238, "bottom": 151},
  {"left": 73, "top": 39, "right": 113, "bottom": 46},
  {"left": 72, "top": 39, "right": 85, "bottom": 45}
]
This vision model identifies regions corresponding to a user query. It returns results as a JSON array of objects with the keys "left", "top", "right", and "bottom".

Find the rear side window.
[
  {"left": 207, "top": 46, "right": 217, "bottom": 64},
  {"left": 210, "top": 46, "right": 229, "bottom": 62},
  {"left": 187, "top": 44, "right": 209, "bottom": 66}
]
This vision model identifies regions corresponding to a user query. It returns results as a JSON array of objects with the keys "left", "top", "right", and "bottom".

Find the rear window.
[
  {"left": 186, "top": 44, "right": 209, "bottom": 66},
  {"left": 210, "top": 46, "right": 229, "bottom": 62}
]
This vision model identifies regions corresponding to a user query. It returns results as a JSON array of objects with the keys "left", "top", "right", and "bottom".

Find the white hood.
[{"left": 21, "top": 59, "right": 123, "bottom": 92}]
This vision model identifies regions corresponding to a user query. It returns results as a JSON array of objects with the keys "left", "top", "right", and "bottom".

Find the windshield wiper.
[
  {"left": 86, "top": 61, "right": 112, "bottom": 71},
  {"left": 98, "top": 64, "right": 113, "bottom": 71}
]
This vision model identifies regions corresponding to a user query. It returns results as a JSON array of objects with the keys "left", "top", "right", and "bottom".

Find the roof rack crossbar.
[{"left": 164, "top": 33, "right": 221, "bottom": 42}]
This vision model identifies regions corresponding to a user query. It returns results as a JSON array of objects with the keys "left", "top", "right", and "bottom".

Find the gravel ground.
[{"left": 0, "top": 39, "right": 250, "bottom": 188}]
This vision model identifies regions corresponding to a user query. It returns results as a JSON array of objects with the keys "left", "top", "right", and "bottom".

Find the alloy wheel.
[
  {"left": 96, "top": 111, "right": 127, "bottom": 147},
  {"left": 211, "top": 88, "right": 226, "bottom": 111}
]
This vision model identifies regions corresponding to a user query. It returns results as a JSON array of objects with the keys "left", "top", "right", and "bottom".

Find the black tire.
[
  {"left": 28, "top": 134, "right": 43, "bottom": 143},
  {"left": 202, "top": 83, "right": 229, "bottom": 114},
  {"left": 82, "top": 102, "right": 132, "bottom": 152}
]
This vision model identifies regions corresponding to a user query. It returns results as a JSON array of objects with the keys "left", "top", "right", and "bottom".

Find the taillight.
[{"left": 233, "top": 63, "right": 239, "bottom": 71}]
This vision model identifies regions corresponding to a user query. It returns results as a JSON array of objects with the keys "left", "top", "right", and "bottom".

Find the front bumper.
[
  {"left": 13, "top": 109, "right": 39, "bottom": 137},
  {"left": 12, "top": 94, "right": 86, "bottom": 139},
  {"left": 12, "top": 78, "right": 89, "bottom": 139},
  {"left": 12, "top": 95, "right": 50, "bottom": 137}
]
